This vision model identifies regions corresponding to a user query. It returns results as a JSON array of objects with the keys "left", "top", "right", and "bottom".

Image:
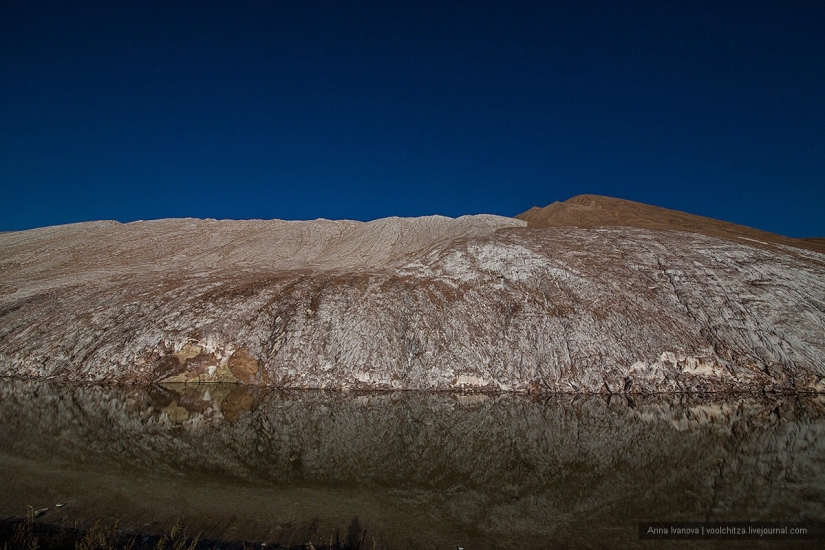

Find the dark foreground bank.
[{"left": 0, "top": 516, "right": 374, "bottom": 550}]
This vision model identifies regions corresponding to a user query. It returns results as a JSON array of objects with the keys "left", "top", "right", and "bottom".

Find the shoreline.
[{"left": 1, "top": 374, "right": 823, "bottom": 396}]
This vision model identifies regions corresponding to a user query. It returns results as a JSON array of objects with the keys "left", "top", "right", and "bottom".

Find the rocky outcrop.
[{"left": 0, "top": 209, "right": 824, "bottom": 393}]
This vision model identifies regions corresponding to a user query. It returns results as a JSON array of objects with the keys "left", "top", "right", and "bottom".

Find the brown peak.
[
  {"left": 563, "top": 194, "right": 689, "bottom": 213},
  {"left": 564, "top": 193, "right": 607, "bottom": 205},
  {"left": 520, "top": 193, "right": 739, "bottom": 226},
  {"left": 516, "top": 194, "right": 825, "bottom": 254},
  {"left": 518, "top": 205, "right": 544, "bottom": 215}
]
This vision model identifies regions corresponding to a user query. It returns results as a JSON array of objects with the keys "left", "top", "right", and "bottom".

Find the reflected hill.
[{"left": 1, "top": 380, "right": 823, "bottom": 548}]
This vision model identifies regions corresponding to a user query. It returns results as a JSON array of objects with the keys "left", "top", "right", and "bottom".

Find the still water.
[{"left": 1, "top": 380, "right": 823, "bottom": 549}]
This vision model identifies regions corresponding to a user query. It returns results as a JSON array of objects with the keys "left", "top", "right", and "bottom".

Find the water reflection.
[{"left": 1, "top": 380, "right": 823, "bottom": 548}]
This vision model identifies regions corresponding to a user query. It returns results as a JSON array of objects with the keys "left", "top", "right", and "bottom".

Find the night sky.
[{"left": 2, "top": 1, "right": 824, "bottom": 237}]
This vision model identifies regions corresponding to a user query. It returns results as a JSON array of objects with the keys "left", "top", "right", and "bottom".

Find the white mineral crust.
[{"left": 1, "top": 215, "right": 823, "bottom": 393}]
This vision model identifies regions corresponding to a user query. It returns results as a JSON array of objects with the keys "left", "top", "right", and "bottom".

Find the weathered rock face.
[{"left": 0, "top": 212, "right": 823, "bottom": 393}]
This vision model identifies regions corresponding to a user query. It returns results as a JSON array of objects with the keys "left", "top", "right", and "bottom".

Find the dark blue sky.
[{"left": 2, "top": 1, "right": 824, "bottom": 237}]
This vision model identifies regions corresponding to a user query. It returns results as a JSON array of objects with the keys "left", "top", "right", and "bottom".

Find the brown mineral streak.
[
  {"left": 0, "top": 197, "right": 823, "bottom": 393},
  {"left": 228, "top": 349, "right": 260, "bottom": 384}
]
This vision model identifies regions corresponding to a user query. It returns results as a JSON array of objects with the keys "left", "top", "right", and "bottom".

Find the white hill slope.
[{"left": 1, "top": 199, "right": 823, "bottom": 393}]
